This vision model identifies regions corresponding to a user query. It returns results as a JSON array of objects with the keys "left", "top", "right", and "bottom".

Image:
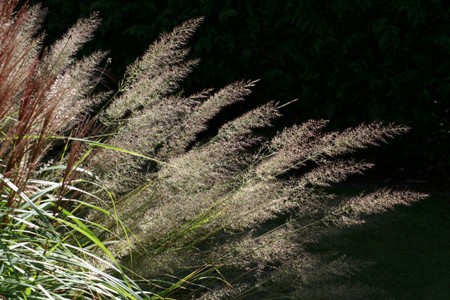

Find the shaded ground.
[{"left": 330, "top": 182, "right": 450, "bottom": 299}]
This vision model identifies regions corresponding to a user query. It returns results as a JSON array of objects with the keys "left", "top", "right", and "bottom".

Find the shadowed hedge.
[{"left": 29, "top": 0, "right": 450, "bottom": 182}]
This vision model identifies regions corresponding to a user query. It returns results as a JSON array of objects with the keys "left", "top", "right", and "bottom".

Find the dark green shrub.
[{"left": 30, "top": 0, "right": 450, "bottom": 182}]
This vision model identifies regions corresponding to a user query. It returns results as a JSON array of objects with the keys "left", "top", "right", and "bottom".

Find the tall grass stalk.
[{"left": 1, "top": 1, "right": 426, "bottom": 299}]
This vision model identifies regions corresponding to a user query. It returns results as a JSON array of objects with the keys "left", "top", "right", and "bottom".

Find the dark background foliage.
[{"left": 29, "top": 0, "right": 449, "bottom": 185}]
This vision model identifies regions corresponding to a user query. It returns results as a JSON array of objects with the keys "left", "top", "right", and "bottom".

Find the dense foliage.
[{"left": 30, "top": 0, "right": 450, "bottom": 183}]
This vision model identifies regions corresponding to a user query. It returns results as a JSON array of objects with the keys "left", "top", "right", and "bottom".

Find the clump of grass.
[
  {"left": 1, "top": 1, "right": 427, "bottom": 299},
  {"left": 0, "top": 171, "right": 149, "bottom": 299},
  {"left": 0, "top": 1, "right": 147, "bottom": 298}
]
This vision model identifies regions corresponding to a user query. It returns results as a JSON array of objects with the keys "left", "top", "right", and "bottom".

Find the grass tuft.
[{"left": 0, "top": 1, "right": 428, "bottom": 298}]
